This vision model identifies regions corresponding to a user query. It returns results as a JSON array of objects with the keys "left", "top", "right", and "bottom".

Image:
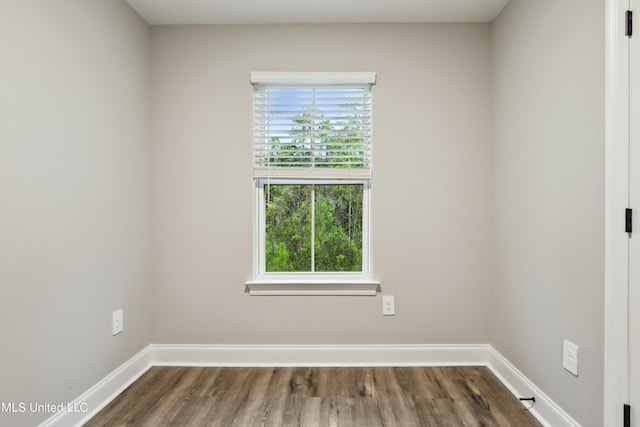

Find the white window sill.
[{"left": 245, "top": 279, "right": 381, "bottom": 296}]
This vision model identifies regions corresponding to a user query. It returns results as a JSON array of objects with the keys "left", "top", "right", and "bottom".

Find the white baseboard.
[
  {"left": 39, "top": 346, "right": 152, "bottom": 427},
  {"left": 42, "top": 343, "right": 580, "bottom": 427},
  {"left": 486, "top": 345, "right": 581, "bottom": 427},
  {"left": 150, "top": 343, "right": 489, "bottom": 367}
]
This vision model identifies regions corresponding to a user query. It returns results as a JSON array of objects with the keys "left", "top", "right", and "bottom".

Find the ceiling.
[{"left": 125, "top": 0, "right": 510, "bottom": 25}]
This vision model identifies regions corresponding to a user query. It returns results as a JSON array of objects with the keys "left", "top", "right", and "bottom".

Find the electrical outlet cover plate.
[
  {"left": 112, "top": 309, "right": 123, "bottom": 336},
  {"left": 563, "top": 339, "right": 578, "bottom": 376},
  {"left": 382, "top": 295, "right": 395, "bottom": 316}
]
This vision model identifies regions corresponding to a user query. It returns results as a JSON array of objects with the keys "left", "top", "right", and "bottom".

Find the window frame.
[
  {"left": 246, "top": 72, "right": 379, "bottom": 295},
  {"left": 254, "top": 178, "right": 371, "bottom": 283}
]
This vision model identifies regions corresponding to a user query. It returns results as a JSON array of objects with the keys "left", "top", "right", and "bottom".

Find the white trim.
[
  {"left": 604, "top": 0, "right": 631, "bottom": 426},
  {"left": 487, "top": 346, "right": 581, "bottom": 427},
  {"left": 245, "top": 280, "right": 380, "bottom": 296},
  {"left": 42, "top": 344, "right": 579, "bottom": 427},
  {"left": 38, "top": 345, "right": 152, "bottom": 427},
  {"left": 250, "top": 71, "right": 376, "bottom": 85},
  {"left": 150, "top": 344, "right": 487, "bottom": 367}
]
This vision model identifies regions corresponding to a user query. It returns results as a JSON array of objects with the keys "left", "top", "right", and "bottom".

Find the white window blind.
[{"left": 251, "top": 72, "right": 375, "bottom": 179}]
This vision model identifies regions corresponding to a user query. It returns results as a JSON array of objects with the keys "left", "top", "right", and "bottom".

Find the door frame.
[{"left": 605, "top": 0, "right": 632, "bottom": 425}]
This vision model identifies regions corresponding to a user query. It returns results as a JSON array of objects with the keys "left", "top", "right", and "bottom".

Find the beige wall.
[
  {"left": 491, "top": 1, "right": 604, "bottom": 425},
  {"left": 150, "top": 24, "right": 493, "bottom": 345},
  {"left": 0, "top": 1, "right": 151, "bottom": 425}
]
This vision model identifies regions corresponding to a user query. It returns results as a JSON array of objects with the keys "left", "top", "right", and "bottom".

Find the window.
[
  {"left": 261, "top": 181, "right": 366, "bottom": 273},
  {"left": 247, "top": 72, "right": 378, "bottom": 295}
]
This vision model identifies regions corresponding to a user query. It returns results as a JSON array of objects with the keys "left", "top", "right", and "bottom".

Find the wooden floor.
[{"left": 85, "top": 366, "right": 542, "bottom": 426}]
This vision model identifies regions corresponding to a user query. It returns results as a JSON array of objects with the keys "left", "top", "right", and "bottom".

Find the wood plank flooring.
[{"left": 84, "top": 366, "right": 542, "bottom": 426}]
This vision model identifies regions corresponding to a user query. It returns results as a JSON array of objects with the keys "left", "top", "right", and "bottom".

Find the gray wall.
[
  {"left": 490, "top": 1, "right": 604, "bottom": 425},
  {"left": 150, "top": 24, "right": 493, "bottom": 345},
  {"left": 0, "top": 1, "right": 151, "bottom": 425}
]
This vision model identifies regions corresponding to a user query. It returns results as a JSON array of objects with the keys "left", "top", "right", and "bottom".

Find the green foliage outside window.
[{"left": 265, "top": 184, "right": 363, "bottom": 272}]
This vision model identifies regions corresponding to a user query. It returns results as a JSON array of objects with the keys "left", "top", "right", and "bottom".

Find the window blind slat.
[{"left": 253, "top": 82, "right": 372, "bottom": 178}]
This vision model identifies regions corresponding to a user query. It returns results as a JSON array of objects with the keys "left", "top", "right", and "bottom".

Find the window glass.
[{"left": 265, "top": 184, "right": 363, "bottom": 273}]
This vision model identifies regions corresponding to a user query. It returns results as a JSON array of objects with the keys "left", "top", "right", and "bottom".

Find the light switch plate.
[{"left": 563, "top": 339, "right": 578, "bottom": 376}]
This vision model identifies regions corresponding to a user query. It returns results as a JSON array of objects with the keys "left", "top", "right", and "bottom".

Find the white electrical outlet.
[
  {"left": 112, "top": 309, "right": 123, "bottom": 336},
  {"left": 382, "top": 295, "right": 395, "bottom": 316},
  {"left": 563, "top": 339, "right": 579, "bottom": 376}
]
